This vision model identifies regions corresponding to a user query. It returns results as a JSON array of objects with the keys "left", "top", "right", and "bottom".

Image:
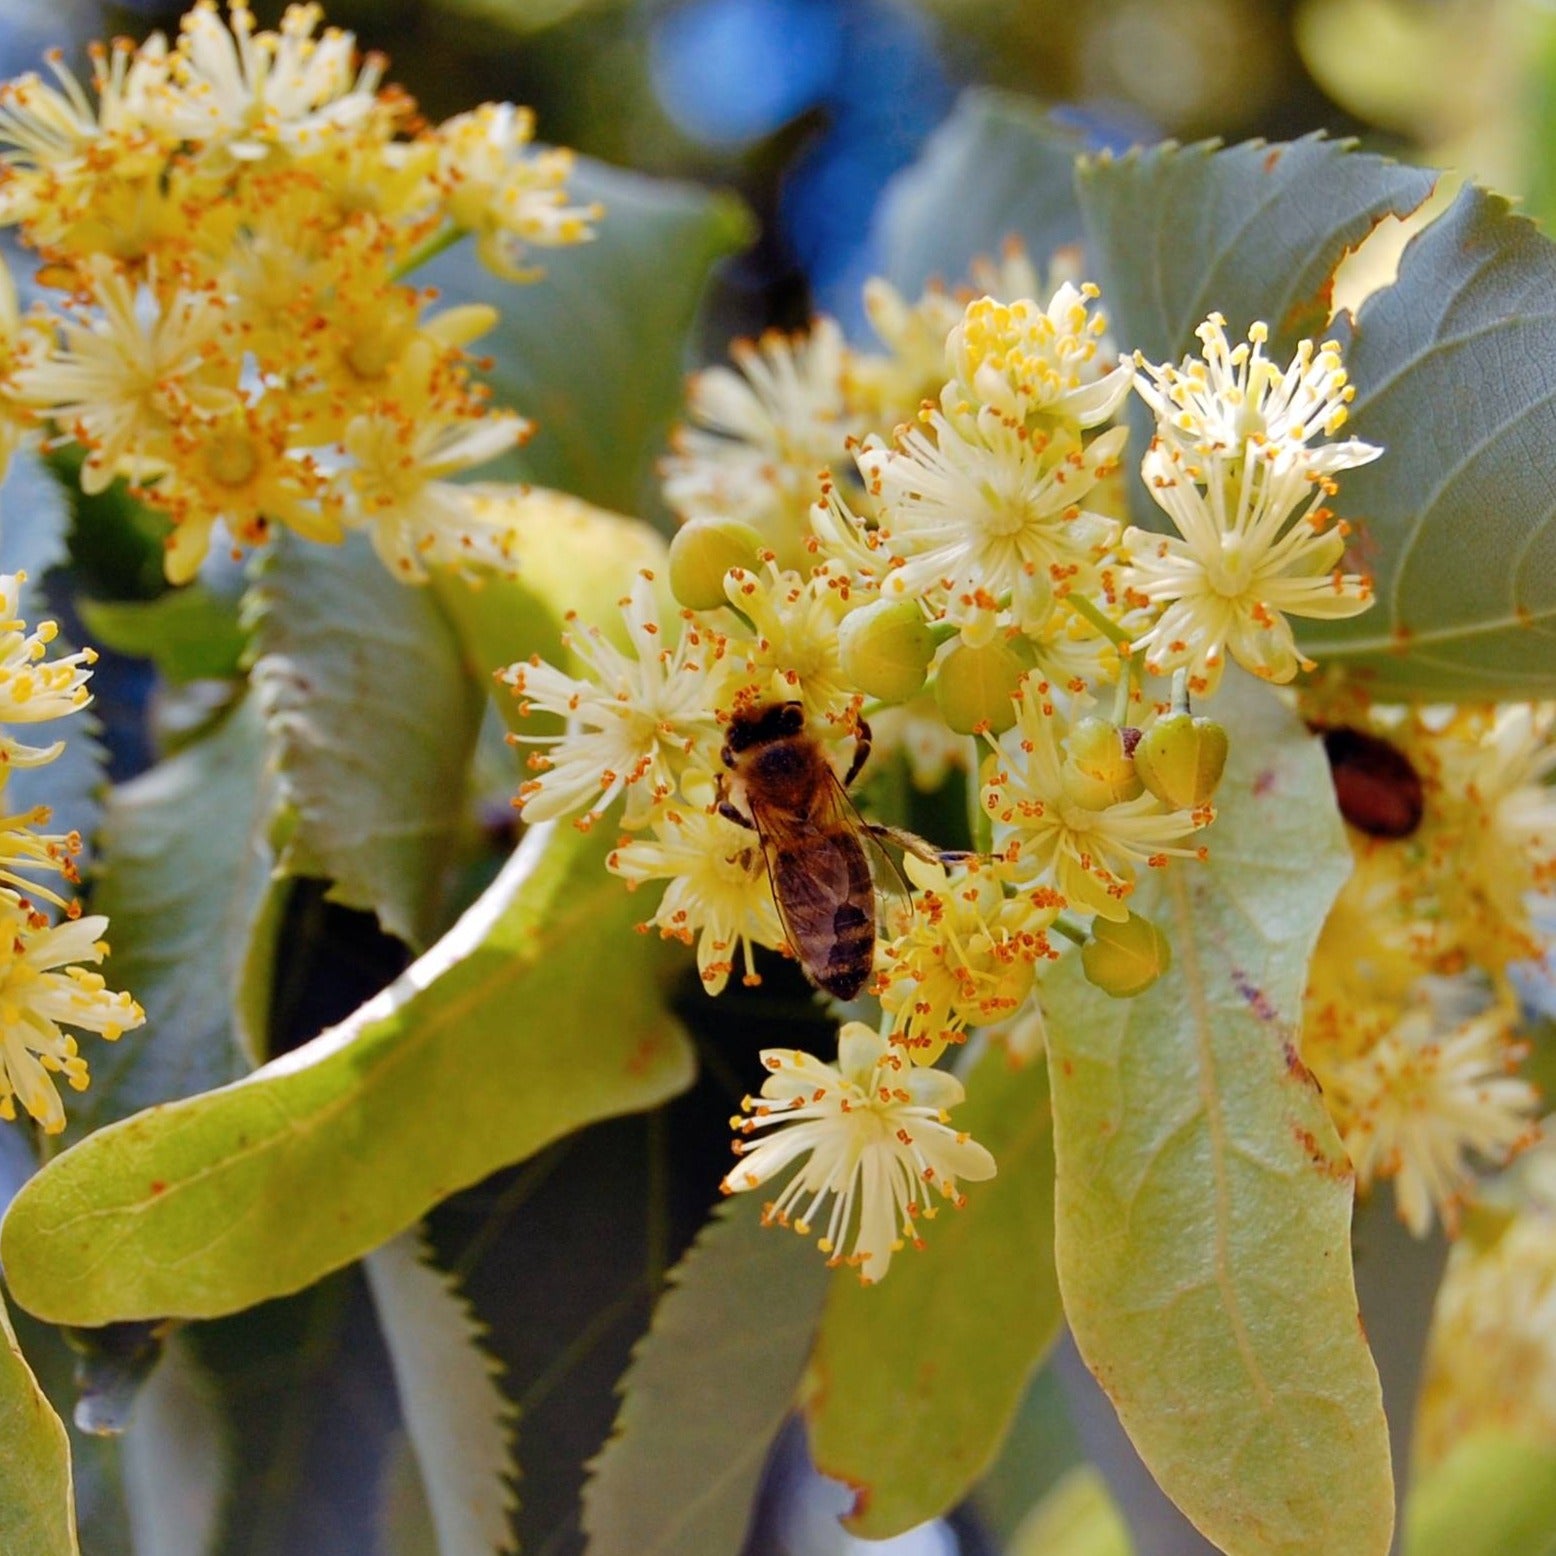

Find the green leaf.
[
  {"left": 79, "top": 586, "right": 247, "bottom": 684},
  {"left": 120, "top": 1333, "right": 228, "bottom": 1556},
  {"left": 1406, "top": 1433, "right": 1556, "bottom": 1556},
  {"left": 1044, "top": 674, "right": 1393, "bottom": 1556},
  {"left": 363, "top": 1228, "right": 517, "bottom": 1556},
  {"left": 581, "top": 1191, "right": 832, "bottom": 1556},
  {"left": 1075, "top": 135, "right": 1435, "bottom": 361},
  {"left": 874, "top": 90, "right": 1086, "bottom": 294},
  {"left": 804, "top": 1043, "right": 1062, "bottom": 1538},
  {"left": 249, "top": 530, "right": 486, "bottom": 951},
  {"left": 6, "top": 1304, "right": 134, "bottom": 1556},
  {"left": 186, "top": 1268, "right": 402, "bottom": 1556},
  {"left": 0, "top": 1288, "right": 78, "bottom": 1556},
  {"left": 969, "top": 1363, "right": 1086, "bottom": 1545},
  {"left": 1, "top": 821, "right": 695, "bottom": 1325},
  {"left": 430, "top": 489, "right": 671, "bottom": 734},
  {"left": 0, "top": 451, "right": 71, "bottom": 586},
  {"left": 1309, "top": 185, "right": 1556, "bottom": 697},
  {"left": 69, "top": 696, "right": 270, "bottom": 1138},
  {"left": 1010, "top": 1466, "right": 1133, "bottom": 1556},
  {"left": 424, "top": 161, "right": 754, "bottom": 516}
]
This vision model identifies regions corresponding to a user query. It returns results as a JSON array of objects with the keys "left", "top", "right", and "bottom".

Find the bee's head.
[{"left": 723, "top": 700, "right": 805, "bottom": 761}]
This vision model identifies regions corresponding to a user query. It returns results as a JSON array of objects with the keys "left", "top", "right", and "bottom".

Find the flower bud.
[
  {"left": 1133, "top": 712, "right": 1228, "bottom": 808},
  {"left": 1060, "top": 716, "right": 1145, "bottom": 810},
  {"left": 934, "top": 636, "right": 1036, "bottom": 734},
  {"left": 1081, "top": 911, "right": 1172, "bottom": 998},
  {"left": 668, "top": 518, "right": 765, "bottom": 611},
  {"left": 838, "top": 598, "right": 936, "bottom": 704}
]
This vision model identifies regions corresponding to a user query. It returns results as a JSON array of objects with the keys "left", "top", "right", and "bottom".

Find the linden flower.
[
  {"left": 663, "top": 319, "right": 858, "bottom": 567},
  {"left": 941, "top": 288, "right": 1133, "bottom": 432},
  {"left": 0, "top": 902, "right": 144, "bottom": 1135},
  {"left": 147, "top": 1, "right": 385, "bottom": 160},
  {"left": 1136, "top": 315, "right": 1381, "bottom": 478},
  {"left": 0, "top": 37, "right": 170, "bottom": 234},
  {"left": 878, "top": 857, "right": 1059, "bottom": 1064},
  {"left": 151, "top": 400, "right": 338, "bottom": 583},
  {"left": 0, "top": 572, "right": 96, "bottom": 769},
  {"left": 1419, "top": 1210, "right": 1556, "bottom": 1459},
  {"left": 1318, "top": 999, "right": 1539, "bottom": 1237},
  {"left": 0, "top": 807, "right": 81, "bottom": 911},
  {"left": 1121, "top": 436, "right": 1374, "bottom": 692},
  {"left": 860, "top": 415, "right": 1128, "bottom": 635},
  {"left": 1439, "top": 703, "right": 1556, "bottom": 936},
  {"left": 336, "top": 344, "right": 530, "bottom": 580},
  {"left": 723, "top": 1022, "right": 996, "bottom": 1283},
  {"left": 503, "top": 571, "right": 724, "bottom": 829},
  {"left": 608, "top": 805, "right": 784, "bottom": 993},
  {"left": 436, "top": 103, "right": 601, "bottom": 282},
  {"left": 16, "top": 258, "right": 236, "bottom": 495},
  {"left": 722, "top": 560, "right": 860, "bottom": 726},
  {"left": 982, "top": 681, "right": 1211, "bottom": 921}
]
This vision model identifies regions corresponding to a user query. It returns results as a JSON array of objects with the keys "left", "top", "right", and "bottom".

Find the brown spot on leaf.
[{"left": 149, "top": 1180, "right": 165, "bottom": 1196}]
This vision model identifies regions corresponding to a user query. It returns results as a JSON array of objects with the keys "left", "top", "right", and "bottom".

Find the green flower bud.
[
  {"left": 838, "top": 598, "right": 936, "bottom": 704},
  {"left": 1081, "top": 911, "right": 1172, "bottom": 998},
  {"left": 934, "top": 635, "right": 1036, "bottom": 735},
  {"left": 1060, "top": 716, "right": 1146, "bottom": 810},
  {"left": 1133, "top": 712, "right": 1229, "bottom": 809},
  {"left": 668, "top": 518, "right": 765, "bottom": 611}
]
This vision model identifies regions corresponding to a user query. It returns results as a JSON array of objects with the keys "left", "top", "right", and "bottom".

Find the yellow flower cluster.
[
  {"left": 0, "top": 1, "right": 597, "bottom": 583},
  {"left": 0, "top": 573, "right": 142, "bottom": 1135},
  {"left": 1299, "top": 696, "right": 1551, "bottom": 1235},
  {"left": 502, "top": 259, "right": 1385, "bottom": 1278}
]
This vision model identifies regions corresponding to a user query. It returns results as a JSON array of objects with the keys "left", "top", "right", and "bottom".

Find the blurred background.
[{"left": 12, "top": 0, "right": 1556, "bottom": 342}]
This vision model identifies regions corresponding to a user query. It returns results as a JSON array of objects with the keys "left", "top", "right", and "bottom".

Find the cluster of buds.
[
  {"left": 502, "top": 254, "right": 1386, "bottom": 1279},
  {"left": 0, "top": 1, "right": 597, "bottom": 583}
]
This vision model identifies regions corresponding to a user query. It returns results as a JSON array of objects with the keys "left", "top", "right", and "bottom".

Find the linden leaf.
[
  {"left": 429, "top": 488, "right": 671, "bottom": 736},
  {"left": 249, "top": 530, "right": 486, "bottom": 951},
  {"left": 363, "top": 1228, "right": 517, "bottom": 1556},
  {"left": 79, "top": 585, "right": 248, "bottom": 685},
  {"left": 68, "top": 697, "right": 271, "bottom": 1139},
  {"left": 1307, "top": 185, "right": 1556, "bottom": 696},
  {"left": 0, "top": 1288, "right": 78, "bottom": 1556},
  {"left": 186, "top": 1268, "right": 402, "bottom": 1556},
  {"left": 873, "top": 90, "right": 1086, "bottom": 295},
  {"left": 1074, "top": 134, "right": 1436, "bottom": 362},
  {"left": 425, "top": 160, "right": 754, "bottom": 517},
  {"left": 804, "top": 1043, "right": 1062, "bottom": 1539},
  {"left": 0, "top": 821, "right": 694, "bottom": 1325},
  {"left": 1044, "top": 674, "right": 1393, "bottom": 1556},
  {"left": 581, "top": 1191, "right": 833, "bottom": 1556}
]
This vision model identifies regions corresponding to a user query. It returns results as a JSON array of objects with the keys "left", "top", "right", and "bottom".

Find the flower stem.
[{"left": 391, "top": 223, "right": 465, "bottom": 281}]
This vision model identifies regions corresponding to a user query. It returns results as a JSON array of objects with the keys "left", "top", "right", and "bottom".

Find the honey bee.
[{"left": 717, "top": 700, "right": 956, "bottom": 1000}]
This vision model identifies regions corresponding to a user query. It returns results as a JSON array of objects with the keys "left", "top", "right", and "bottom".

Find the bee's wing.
[{"left": 755, "top": 779, "right": 877, "bottom": 1000}]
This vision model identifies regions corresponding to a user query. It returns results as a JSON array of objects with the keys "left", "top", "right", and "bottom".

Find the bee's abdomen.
[
  {"left": 771, "top": 836, "right": 875, "bottom": 1001},
  {"left": 818, "top": 897, "right": 874, "bottom": 1000}
]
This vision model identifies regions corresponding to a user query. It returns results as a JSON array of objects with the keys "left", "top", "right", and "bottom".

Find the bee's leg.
[
  {"left": 717, "top": 798, "right": 757, "bottom": 832},
  {"left": 865, "top": 821, "right": 973, "bottom": 867},
  {"left": 843, "top": 718, "right": 873, "bottom": 790}
]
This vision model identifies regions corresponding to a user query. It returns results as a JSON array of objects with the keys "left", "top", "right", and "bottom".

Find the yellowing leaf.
[
  {"left": 0, "top": 822, "right": 694, "bottom": 1325},
  {"left": 1045, "top": 675, "right": 1393, "bottom": 1556},
  {"left": 805, "top": 1044, "right": 1062, "bottom": 1539},
  {"left": 0, "top": 1289, "right": 78, "bottom": 1556}
]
